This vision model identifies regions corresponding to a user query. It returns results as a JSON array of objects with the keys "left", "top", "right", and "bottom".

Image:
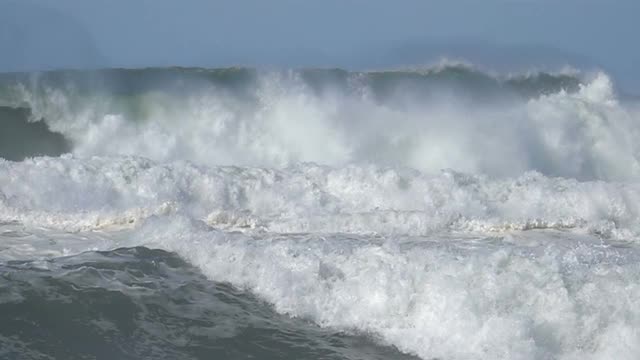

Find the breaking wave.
[
  {"left": 4, "top": 65, "right": 637, "bottom": 180},
  {"left": 1, "top": 156, "right": 640, "bottom": 240},
  {"left": 2, "top": 64, "right": 640, "bottom": 360}
]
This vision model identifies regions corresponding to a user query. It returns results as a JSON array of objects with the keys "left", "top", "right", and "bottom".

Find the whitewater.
[{"left": 1, "top": 65, "right": 639, "bottom": 360}]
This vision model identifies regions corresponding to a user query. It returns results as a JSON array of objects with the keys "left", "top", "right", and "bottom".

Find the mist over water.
[{"left": 1, "top": 65, "right": 640, "bottom": 360}]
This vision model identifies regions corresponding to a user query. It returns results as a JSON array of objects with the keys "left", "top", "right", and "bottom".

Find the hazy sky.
[{"left": 1, "top": 0, "right": 638, "bottom": 91}]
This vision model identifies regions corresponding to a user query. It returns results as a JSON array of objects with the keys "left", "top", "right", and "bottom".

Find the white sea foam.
[
  {"left": 2, "top": 68, "right": 640, "bottom": 360},
  {"left": 132, "top": 216, "right": 640, "bottom": 360},
  {"left": 1, "top": 156, "right": 640, "bottom": 239},
  {"left": 10, "top": 71, "right": 640, "bottom": 180}
]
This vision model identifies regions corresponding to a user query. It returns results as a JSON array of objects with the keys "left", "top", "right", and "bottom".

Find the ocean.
[{"left": 0, "top": 64, "right": 639, "bottom": 359}]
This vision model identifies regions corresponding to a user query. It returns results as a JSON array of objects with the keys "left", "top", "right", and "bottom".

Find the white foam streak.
[{"left": 1, "top": 157, "right": 640, "bottom": 239}]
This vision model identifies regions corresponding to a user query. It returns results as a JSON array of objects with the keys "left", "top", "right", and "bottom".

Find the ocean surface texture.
[{"left": 1, "top": 65, "right": 639, "bottom": 360}]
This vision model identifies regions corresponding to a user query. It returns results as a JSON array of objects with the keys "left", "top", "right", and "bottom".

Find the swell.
[
  {"left": 3, "top": 219, "right": 639, "bottom": 360},
  {"left": 0, "top": 246, "right": 416, "bottom": 360}
]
